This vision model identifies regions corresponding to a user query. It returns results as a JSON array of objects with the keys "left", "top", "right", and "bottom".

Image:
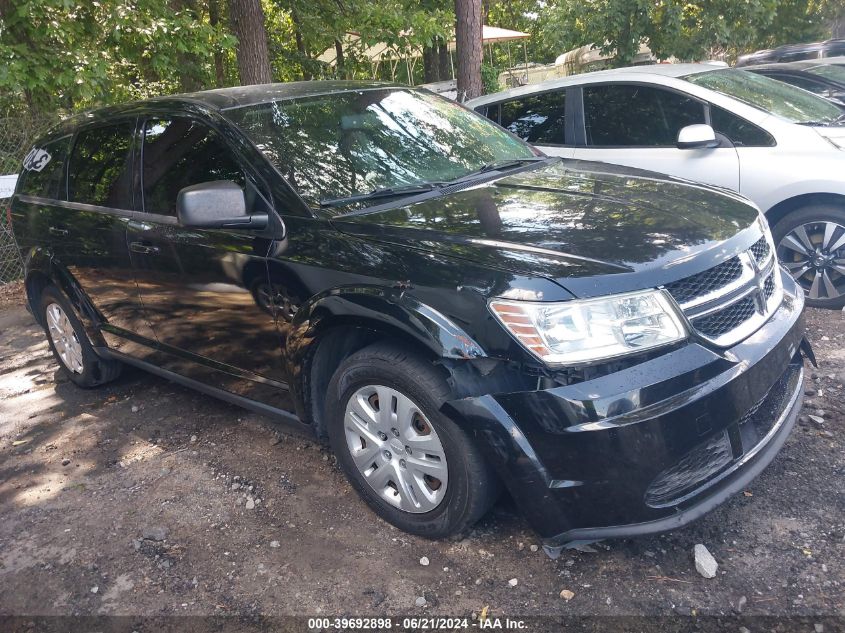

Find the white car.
[{"left": 468, "top": 64, "right": 845, "bottom": 308}]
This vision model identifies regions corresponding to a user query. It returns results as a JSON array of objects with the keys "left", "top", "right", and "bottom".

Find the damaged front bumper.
[{"left": 445, "top": 270, "right": 808, "bottom": 554}]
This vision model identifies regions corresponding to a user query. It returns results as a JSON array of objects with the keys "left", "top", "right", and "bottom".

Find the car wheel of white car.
[{"left": 773, "top": 206, "right": 845, "bottom": 309}]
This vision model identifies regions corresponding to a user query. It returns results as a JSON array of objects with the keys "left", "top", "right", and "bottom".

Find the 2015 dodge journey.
[{"left": 11, "top": 82, "right": 809, "bottom": 554}]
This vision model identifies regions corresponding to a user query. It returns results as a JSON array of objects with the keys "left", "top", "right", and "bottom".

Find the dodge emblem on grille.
[{"left": 742, "top": 251, "right": 768, "bottom": 314}]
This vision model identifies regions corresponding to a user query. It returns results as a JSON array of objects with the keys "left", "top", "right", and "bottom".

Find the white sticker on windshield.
[{"left": 23, "top": 148, "right": 51, "bottom": 173}]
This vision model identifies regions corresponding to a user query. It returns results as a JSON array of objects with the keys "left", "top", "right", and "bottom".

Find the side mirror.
[
  {"left": 677, "top": 124, "right": 720, "bottom": 150},
  {"left": 177, "top": 181, "right": 268, "bottom": 230}
]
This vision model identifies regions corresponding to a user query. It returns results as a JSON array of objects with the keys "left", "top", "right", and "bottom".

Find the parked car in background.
[
  {"left": 737, "top": 39, "right": 845, "bottom": 66},
  {"left": 11, "top": 81, "right": 808, "bottom": 553},
  {"left": 469, "top": 64, "right": 845, "bottom": 308},
  {"left": 798, "top": 56, "right": 845, "bottom": 74},
  {"left": 744, "top": 61, "right": 845, "bottom": 109}
]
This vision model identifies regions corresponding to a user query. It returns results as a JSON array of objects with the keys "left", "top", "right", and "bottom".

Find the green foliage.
[
  {"left": 540, "top": 0, "right": 836, "bottom": 66},
  {"left": 485, "top": 0, "right": 559, "bottom": 64},
  {"left": 0, "top": 0, "right": 839, "bottom": 119},
  {"left": 267, "top": 0, "right": 453, "bottom": 82},
  {"left": 0, "top": 0, "right": 234, "bottom": 116},
  {"left": 480, "top": 63, "right": 500, "bottom": 95}
]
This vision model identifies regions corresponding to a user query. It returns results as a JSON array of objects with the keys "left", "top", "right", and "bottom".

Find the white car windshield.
[{"left": 685, "top": 69, "right": 845, "bottom": 126}]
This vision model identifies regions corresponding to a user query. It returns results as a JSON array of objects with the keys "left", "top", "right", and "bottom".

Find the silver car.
[{"left": 468, "top": 64, "right": 845, "bottom": 308}]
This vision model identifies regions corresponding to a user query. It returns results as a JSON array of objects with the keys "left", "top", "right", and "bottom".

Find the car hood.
[{"left": 331, "top": 160, "right": 764, "bottom": 299}]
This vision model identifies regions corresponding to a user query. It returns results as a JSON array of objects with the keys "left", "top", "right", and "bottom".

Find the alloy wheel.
[
  {"left": 343, "top": 384, "right": 448, "bottom": 513},
  {"left": 45, "top": 303, "right": 84, "bottom": 374},
  {"left": 255, "top": 282, "right": 299, "bottom": 321},
  {"left": 777, "top": 221, "right": 845, "bottom": 301}
]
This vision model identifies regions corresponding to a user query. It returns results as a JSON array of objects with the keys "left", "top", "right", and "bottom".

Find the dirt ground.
[{"left": 0, "top": 279, "right": 843, "bottom": 627}]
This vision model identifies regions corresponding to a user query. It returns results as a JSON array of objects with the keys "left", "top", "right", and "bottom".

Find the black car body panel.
[
  {"left": 446, "top": 269, "right": 804, "bottom": 549},
  {"left": 333, "top": 160, "right": 762, "bottom": 299},
  {"left": 736, "top": 39, "right": 845, "bottom": 66},
  {"left": 10, "top": 82, "right": 806, "bottom": 547}
]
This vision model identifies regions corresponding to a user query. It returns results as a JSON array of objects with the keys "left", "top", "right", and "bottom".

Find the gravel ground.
[{"left": 0, "top": 280, "right": 843, "bottom": 626}]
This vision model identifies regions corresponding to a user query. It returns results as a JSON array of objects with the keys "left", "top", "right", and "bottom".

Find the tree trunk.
[
  {"left": 437, "top": 40, "right": 451, "bottom": 79},
  {"left": 454, "top": 0, "right": 482, "bottom": 101},
  {"left": 335, "top": 39, "right": 345, "bottom": 79},
  {"left": 208, "top": 0, "right": 226, "bottom": 87},
  {"left": 423, "top": 46, "right": 440, "bottom": 82},
  {"left": 228, "top": 0, "right": 272, "bottom": 85},
  {"left": 291, "top": 8, "right": 311, "bottom": 80}
]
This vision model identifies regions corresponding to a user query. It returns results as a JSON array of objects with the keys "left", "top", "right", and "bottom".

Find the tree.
[
  {"left": 208, "top": 0, "right": 228, "bottom": 86},
  {"left": 0, "top": 0, "right": 233, "bottom": 116},
  {"left": 540, "top": 0, "right": 657, "bottom": 67},
  {"left": 485, "top": 0, "right": 557, "bottom": 63},
  {"left": 229, "top": 0, "right": 272, "bottom": 84},
  {"left": 170, "top": 0, "right": 206, "bottom": 91},
  {"left": 454, "top": 0, "right": 482, "bottom": 100}
]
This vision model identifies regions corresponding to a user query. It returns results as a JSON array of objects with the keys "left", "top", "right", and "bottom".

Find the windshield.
[
  {"left": 225, "top": 88, "right": 536, "bottom": 209},
  {"left": 805, "top": 63, "right": 845, "bottom": 85},
  {"left": 684, "top": 69, "right": 844, "bottom": 125}
]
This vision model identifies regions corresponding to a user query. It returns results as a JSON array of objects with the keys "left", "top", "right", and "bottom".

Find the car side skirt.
[{"left": 102, "top": 348, "right": 314, "bottom": 437}]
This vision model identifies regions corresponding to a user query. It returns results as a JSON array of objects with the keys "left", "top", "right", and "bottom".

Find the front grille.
[
  {"left": 665, "top": 257, "right": 743, "bottom": 304},
  {"left": 749, "top": 236, "right": 771, "bottom": 265},
  {"left": 692, "top": 296, "right": 757, "bottom": 338},
  {"left": 663, "top": 235, "right": 781, "bottom": 347},
  {"left": 763, "top": 273, "right": 775, "bottom": 300}
]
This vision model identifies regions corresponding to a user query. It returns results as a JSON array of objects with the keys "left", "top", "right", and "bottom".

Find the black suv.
[{"left": 11, "top": 82, "right": 808, "bottom": 554}]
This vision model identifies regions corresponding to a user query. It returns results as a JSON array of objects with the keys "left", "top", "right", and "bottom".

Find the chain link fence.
[{"left": 0, "top": 115, "right": 57, "bottom": 285}]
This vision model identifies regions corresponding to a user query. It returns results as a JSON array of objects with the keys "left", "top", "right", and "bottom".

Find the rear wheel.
[
  {"left": 39, "top": 286, "right": 122, "bottom": 388},
  {"left": 773, "top": 205, "right": 845, "bottom": 309},
  {"left": 325, "top": 342, "right": 499, "bottom": 538}
]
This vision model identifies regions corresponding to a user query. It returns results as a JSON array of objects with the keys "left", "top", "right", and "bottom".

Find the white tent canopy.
[{"left": 448, "top": 25, "right": 530, "bottom": 51}]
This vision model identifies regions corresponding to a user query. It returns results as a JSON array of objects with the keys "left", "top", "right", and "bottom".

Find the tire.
[
  {"left": 249, "top": 277, "right": 301, "bottom": 321},
  {"left": 325, "top": 342, "right": 499, "bottom": 539},
  {"left": 772, "top": 205, "right": 845, "bottom": 309},
  {"left": 39, "top": 285, "right": 122, "bottom": 388}
]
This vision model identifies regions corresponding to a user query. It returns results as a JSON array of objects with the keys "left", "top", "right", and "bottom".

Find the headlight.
[{"left": 490, "top": 289, "right": 687, "bottom": 365}]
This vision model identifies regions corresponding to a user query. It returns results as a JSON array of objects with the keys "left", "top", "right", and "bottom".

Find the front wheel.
[
  {"left": 325, "top": 342, "right": 499, "bottom": 538},
  {"left": 772, "top": 205, "right": 845, "bottom": 309}
]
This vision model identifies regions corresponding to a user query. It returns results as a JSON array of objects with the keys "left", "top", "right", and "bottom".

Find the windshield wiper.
[
  {"left": 318, "top": 157, "right": 546, "bottom": 208},
  {"left": 798, "top": 113, "right": 845, "bottom": 127},
  {"left": 319, "top": 183, "right": 436, "bottom": 208},
  {"left": 480, "top": 157, "right": 546, "bottom": 173},
  {"left": 448, "top": 157, "right": 547, "bottom": 184}
]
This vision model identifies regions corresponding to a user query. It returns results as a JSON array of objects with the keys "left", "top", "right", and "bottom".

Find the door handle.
[
  {"left": 48, "top": 226, "right": 68, "bottom": 236},
  {"left": 129, "top": 241, "right": 160, "bottom": 255}
]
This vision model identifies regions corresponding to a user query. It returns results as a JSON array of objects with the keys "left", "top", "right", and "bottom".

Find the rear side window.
[
  {"left": 710, "top": 106, "right": 775, "bottom": 147},
  {"left": 20, "top": 136, "right": 71, "bottom": 200},
  {"left": 68, "top": 123, "right": 135, "bottom": 209},
  {"left": 583, "top": 84, "right": 706, "bottom": 147},
  {"left": 141, "top": 118, "right": 245, "bottom": 215},
  {"left": 499, "top": 92, "right": 567, "bottom": 144}
]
